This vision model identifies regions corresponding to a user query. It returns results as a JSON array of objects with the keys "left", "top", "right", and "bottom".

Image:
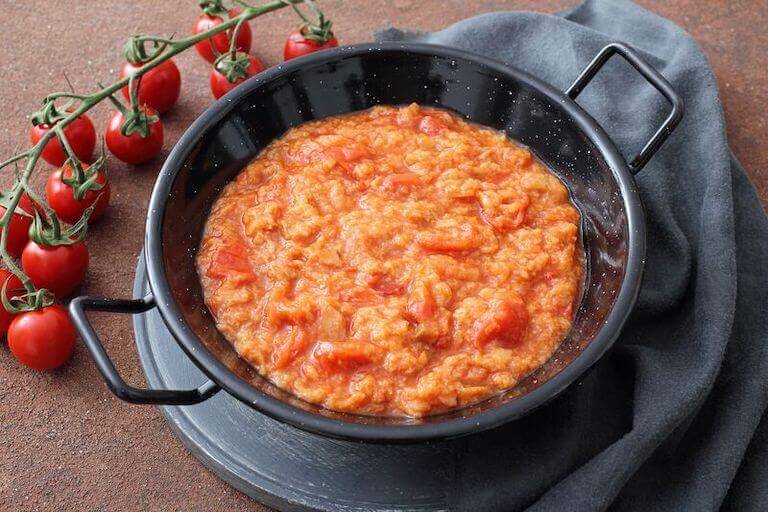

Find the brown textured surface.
[{"left": 0, "top": 1, "right": 765, "bottom": 510}]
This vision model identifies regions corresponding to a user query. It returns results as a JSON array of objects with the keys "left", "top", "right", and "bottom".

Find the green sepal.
[
  {"left": 1, "top": 279, "right": 54, "bottom": 315},
  {"left": 291, "top": 0, "right": 334, "bottom": 44},
  {"left": 104, "top": 92, "right": 159, "bottom": 139},
  {"left": 30, "top": 97, "right": 75, "bottom": 127},
  {"left": 299, "top": 17, "right": 333, "bottom": 44},
  {"left": 121, "top": 107, "right": 160, "bottom": 138},
  {"left": 199, "top": 0, "right": 230, "bottom": 18},
  {"left": 213, "top": 52, "right": 252, "bottom": 83},
  {"left": 28, "top": 202, "right": 94, "bottom": 248},
  {"left": 123, "top": 35, "right": 171, "bottom": 65},
  {"left": 61, "top": 151, "right": 107, "bottom": 201}
]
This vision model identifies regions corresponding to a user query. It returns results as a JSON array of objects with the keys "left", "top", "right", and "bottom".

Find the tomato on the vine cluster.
[
  {"left": 8, "top": 305, "right": 76, "bottom": 371},
  {"left": 194, "top": 8, "right": 252, "bottom": 62},
  {"left": 209, "top": 53, "right": 264, "bottom": 99},
  {"left": 284, "top": 28, "right": 338, "bottom": 60},
  {"left": 30, "top": 114, "right": 96, "bottom": 167},
  {"left": 2, "top": 0, "right": 345, "bottom": 376},
  {"left": 22, "top": 241, "right": 89, "bottom": 298},
  {"left": 105, "top": 107, "right": 164, "bottom": 165},
  {"left": 0, "top": 269, "right": 24, "bottom": 336},
  {"left": 118, "top": 59, "right": 181, "bottom": 114},
  {"left": 46, "top": 163, "right": 111, "bottom": 225}
]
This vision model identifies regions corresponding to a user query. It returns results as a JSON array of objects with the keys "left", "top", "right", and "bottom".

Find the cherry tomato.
[
  {"left": 22, "top": 241, "right": 89, "bottom": 298},
  {"left": 0, "top": 269, "right": 25, "bottom": 337},
  {"left": 193, "top": 9, "right": 252, "bottom": 63},
  {"left": 0, "top": 193, "right": 36, "bottom": 258},
  {"left": 283, "top": 28, "right": 338, "bottom": 61},
  {"left": 30, "top": 114, "right": 96, "bottom": 167},
  {"left": 105, "top": 107, "right": 164, "bottom": 165},
  {"left": 118, "top": 59, "right": 182, "bottom": 114},
  {"left": 8, "top": 305, "right": 76, "bottom": 371},
  {"left": 45, "top": 163, "right": 110, "bottom": 225},
  {"left": 209, "top": 53, "right": 264, "bottom": 99}
]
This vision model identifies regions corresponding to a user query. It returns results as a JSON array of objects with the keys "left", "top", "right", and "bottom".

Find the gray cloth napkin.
[{"left": 378, "top": 0, "right": 768, "bottom": 510}]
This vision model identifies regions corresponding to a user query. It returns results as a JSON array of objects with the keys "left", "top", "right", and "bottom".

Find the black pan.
[{"left": 70, "top": 42, "right": 682, "bottom": 443}]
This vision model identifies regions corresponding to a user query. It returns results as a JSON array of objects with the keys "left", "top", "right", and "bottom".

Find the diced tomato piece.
[
  {"left": 357, "top": 271, "right": 403, "bottom": 296},
  {"left": 340, "top": 146, "right": 370, "bottom": 161},
  {"left": 473, "top": 294, "right": 529, "bottom": 348},
  {"left": 405, "top": 281, "right": 436, "bottom": 322},
  {"left": 407, "top": 299, "right": 436, "bottom": 322},
  {"left": 206, "top": 244, "right": 252, "bottom": 279},
  {"left": 373, "top": 276, "right": 404, "bottom": 296},
  {"left": 418, "top": 115, "right": 447, "bottom": 135},
  {"left": 339, "top": 286, "right": 377, "bottom": 305},
  {"left": 313, "top": 341, "right": 373, "bottom": 372},
  {"left": 381, "top": 173, "right": 422, "bottom": 190},
  {"left": 325, "top": 145, "right": 370, "bottom": 173},
  {"left": 416, "top": 224, "right": 481, "bottom": 253},
  {"left": 273, "top": 326, "right": 311, "bottom": 369}
]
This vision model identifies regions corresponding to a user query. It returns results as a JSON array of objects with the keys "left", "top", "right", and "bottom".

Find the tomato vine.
[{"left": 0, "top": 0, "right": 322, "bottom": 315}]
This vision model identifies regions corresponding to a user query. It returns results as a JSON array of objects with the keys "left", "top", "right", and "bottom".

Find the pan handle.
[
  {"left": 565, "top": 42, "right": 684, "bottom": 174},
  {"left": 69, "top": 294, "right": 220, "bottom": 405}
]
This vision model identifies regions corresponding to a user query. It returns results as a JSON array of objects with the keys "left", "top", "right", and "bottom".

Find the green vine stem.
[
  {"left": 0, "top": 0, "right": 307, "bottom": 309},
  {"left": 200, "top": 0, "right": 231, "bottom": 18},
  {"left": 212, "top": 15, "right": 253, "bottom": 83},
  {"left": 286, "top": 0, "right": 333, "bottom": 43}
]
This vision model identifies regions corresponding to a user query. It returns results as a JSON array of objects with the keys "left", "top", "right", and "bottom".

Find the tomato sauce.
[{"left": 197, "top": 104, "right": 583, "bottom": 417}]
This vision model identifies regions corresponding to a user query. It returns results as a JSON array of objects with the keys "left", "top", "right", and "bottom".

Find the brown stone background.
[{"left": 0, "top": 0, "right": 765, "bottom": 510}]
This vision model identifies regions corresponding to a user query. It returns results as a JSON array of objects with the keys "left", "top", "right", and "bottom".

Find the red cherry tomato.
[
  {"left": 193, "top": 9, "right": 252, "bottom": 63},
  {"left": 46, "top": 163, "right": 110, "bottom": 225},
  {"left": 209, "top": 53, "right": 264, "bottom": 99},
  {"left": 30, "top": 114, "right": 96, "bottom": 167},
  {"left": 105, "top": 107, "right": 164, "bottom": 165},
  {"left": 283, "top": 28, "right": 338, "bottom": 61},
  {"left": 21, "top": 241, "right": 89, "bottom": 298},
  {"left": 0, "top": 193, "right": 36, "bottom": 258},
  {"left": 19, "top": 193, "right": 40, "bottom": 215},
  {"left": 8, "top": 305, "right": 76, "bottom": 371},
  {"left": 0, "top": 269, "right": 25, "bottom": 337},
  {"left": 118, "top": 59, "right": 181, "bottom": 114}
]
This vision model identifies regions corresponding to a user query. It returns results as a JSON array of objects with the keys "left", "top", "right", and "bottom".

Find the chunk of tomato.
[
  {"left": 372, "top": 276, "right": 404, "bottom": 296},
  {"left": 206, "top": 244, "right": 252, "bottom": 279},
  {"left": 313, "top": 341, "right": 373, "bottom": 372},
  {"left": 325, "top": 145, "right": 370, "bottom": 174},
  {"left": 416, "top": 224, "right": 482, "bottom": 253},
  {"left": 473, "top": 294, "right": 529, "bottom": 348},
  {"left": 273, "top": 326, "right": 311, "bottom": 369},
  {"left": 405, "top": 281, "right": 436, "bottom": 323},
  {"left": 381, "top": 172, "right": 422, "bottom": 190},
  {"left": 339, "top": 286, "right": 377, "bottom": 305},
  {"left": 418, "top": 115, "right": 447, "bottom": 135}
]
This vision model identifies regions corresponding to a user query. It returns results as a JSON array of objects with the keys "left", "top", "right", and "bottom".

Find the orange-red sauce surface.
[{"left": 197, "top": 104, "right": 582, "bottom": 417}]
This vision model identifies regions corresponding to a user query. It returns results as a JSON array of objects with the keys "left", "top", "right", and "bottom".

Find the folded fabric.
[{"left": 377, "top": 1, "right": 768, "bottom": 510}]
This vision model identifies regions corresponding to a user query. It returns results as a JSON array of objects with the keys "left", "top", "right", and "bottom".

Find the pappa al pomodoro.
[{"left": 197, "top": 103, "right": 583, "bottom": 417}]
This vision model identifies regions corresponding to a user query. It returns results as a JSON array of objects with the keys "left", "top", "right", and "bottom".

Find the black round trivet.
[{"left": 133, "top": 254, "right": 457, "bottom": 511}]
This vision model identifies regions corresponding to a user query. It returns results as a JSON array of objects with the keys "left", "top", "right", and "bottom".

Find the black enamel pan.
[{"left": 70, "top": 42, "right": 682, "bottom": 443}]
